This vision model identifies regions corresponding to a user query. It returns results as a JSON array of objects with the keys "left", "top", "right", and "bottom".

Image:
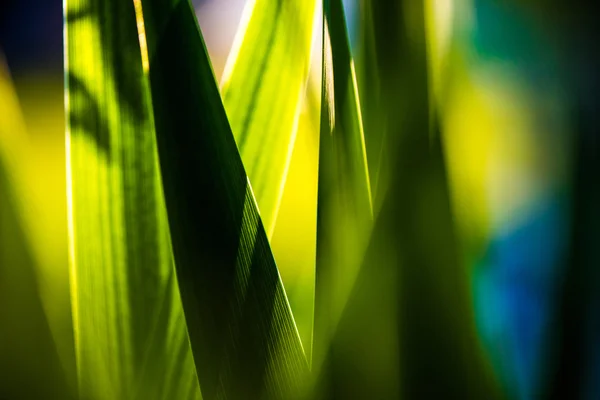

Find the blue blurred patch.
[
  {"left": 342, "top": 0, "right": 359, "bottom": 52},
  {"left": 473, "top": 195, "right": 569, "bottom": 399}
]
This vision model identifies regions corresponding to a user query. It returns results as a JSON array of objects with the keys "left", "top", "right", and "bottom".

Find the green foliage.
[
  {"left": 313, "top": 0, "right": 373, "bottom": 382},
  {"left": 137, "top": 0, "right": 309, "bottom": 398},
  {"left": 1, "top": 0, "right": 509, "bottom": 398},
  {"left": 221, "top": 0, "right": 318, "bottom": 238},
  {"left": 64, "top": 0, "right": 199, "bottom": 398},
  {"left": 319, "top": 1, "right": 503, "bottom": 398},
  {"left": 220, "top": 0, "right": 320, "bottom": 361}
]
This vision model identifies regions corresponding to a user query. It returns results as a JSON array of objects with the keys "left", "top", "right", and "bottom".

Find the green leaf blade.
[
  {"left": 64, "top": 0, "right": 200, "bottom": 398},
  {"left": 138, "top": 0, "right": 309, "bottom": 398},
  {"left": 220, "top": 0, "right": 321, "bottom": 364},
  {"left": 313, "top": 0, "right": 373, "bottom": 376},
  {"left": 220, "top": 0, "right": 319, "bottom": 238}
]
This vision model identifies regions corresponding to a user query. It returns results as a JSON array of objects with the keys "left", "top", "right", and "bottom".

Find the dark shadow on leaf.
[
  {"left": 66, "top": 72, "right": 111, "bottom": 157},
  {"left": 66, "top": 0, "right": 150, "bottom": 160},
  {"left": 65, "top": 6, "right": 92, "bottom": 24}
]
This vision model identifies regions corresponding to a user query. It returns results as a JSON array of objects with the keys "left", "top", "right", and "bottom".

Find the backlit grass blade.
[
  {"left": 0, "top": 54, "right": 74, "bottom": 400},
  {"left": 313, "top": 0, "right": 373, "bottom": 376},
  {"left": 220, "top": 0, "right": 318, "bottom": 239},
  {"left": 355, "top": 0, "right": 387, "bottom": 213},
  {"left": 64, "top": 1, "right": 200, "bottom": 398},
  {"left": 270, "top": 76, "right": 321, "bottom": 366},
  {"left": 137, "top": 0, "right": 309, "bottom": 398},
  {"left": 219, "top": 0, "right": 320, "bottom": 360}
]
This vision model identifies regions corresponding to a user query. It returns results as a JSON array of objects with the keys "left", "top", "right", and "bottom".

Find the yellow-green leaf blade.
[
  {"left": 220, "top": 0, "right": 321, "bottom": 364},
  {"left": 313, "top": 0, "right": 373, "bottom": 377},
  {"left": 220, "top": 0, "right": 319, "bottom": 238},
  {"left": 64, "top": 0, "right": 200, "bottom": 398},
  {"left": 270, "top": 78, "right": 321, "bottom": 366}
]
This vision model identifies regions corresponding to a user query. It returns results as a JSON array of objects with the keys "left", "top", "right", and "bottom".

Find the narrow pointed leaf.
[
  {"left": 220, "top": 0, "right": 318, "bottom": 238},
  {"left": 64, "top": 1, "right": 200, "bottom": 398},
  {"left": 219, "top": 0, "right": 319, "bottom": 360},
  {"left": 313, "top": 0, "right": 373, "bottom": 374},
  {"left": 355, "top": 0, "right": 387, "bottom": 212},
  {"left": 221, "top": 0, "right": 318, "bottom": 360},
  {"left": 270, "top": 78, "right": 321, "bottom": 366},
  {"left": 137, "top": 0, "right": 309, "bottom": 398}
]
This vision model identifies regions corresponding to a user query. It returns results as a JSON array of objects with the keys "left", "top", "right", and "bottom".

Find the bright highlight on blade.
[
  {"left": 133, "top": 0, "right": 150, "bottom": 73},
  {"left": 350, "top": 59, "right": 373, "bottom": 217}
]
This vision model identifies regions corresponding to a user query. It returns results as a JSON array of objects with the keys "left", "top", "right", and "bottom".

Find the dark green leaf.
[{"left": 138, "top": 0, "right": 309, "bottom": 398}]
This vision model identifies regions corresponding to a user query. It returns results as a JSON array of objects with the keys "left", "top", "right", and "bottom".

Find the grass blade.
[
  {"left": 64, "top": 0, "right": 200, "bottom": 398},
  {"left": 138, "top": 0, "right": 309, "bottom": 398},
  {"left": 313, "top": 0, "right": 373, "bottom": 377},
  {"left": 219, "top": 0, "right": 320, "bottom": 359},
  {"left": 270, "top": 77, "right": 321, "bottom": 366},
  {"left": 220, "top": 0, "right": 318, "bottom": 239}
]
